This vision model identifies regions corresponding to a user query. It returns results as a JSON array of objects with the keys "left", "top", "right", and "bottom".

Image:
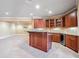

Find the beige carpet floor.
[{"left": 0, "top": 35, "right": 78, "bottom": 58}]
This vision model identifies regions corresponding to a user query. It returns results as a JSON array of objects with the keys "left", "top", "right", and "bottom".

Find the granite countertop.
[
  {"left": 27, "top": 28, "right": 50, "bottom": 32},
  {"left": 50, "top": 27, "right": 79, "bottom": 36},
  {"left": 27, "top": 28, "right": 79, "bottom": 36}
]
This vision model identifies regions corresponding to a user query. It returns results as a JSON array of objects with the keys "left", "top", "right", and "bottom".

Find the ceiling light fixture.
[
  {"left": 35, "top": 4, "right": 40, "bottom": 9},
  {"left": 48, "top": 10, "right": 52, "bottom": 14},
  {"left": 30, "top": 13, "right": 33, "bottom": 16},
  {"left": 5, "top": 12, "right": 9, "bottom": 15}
]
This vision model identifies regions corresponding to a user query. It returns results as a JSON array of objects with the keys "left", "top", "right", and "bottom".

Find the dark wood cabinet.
[
  {"left": 34, "top": 19, "right": 45, "bottom": 28},
  {"left": 65, "top": 35, "right": 78, "bottom": 52},
  {"left": 46, "top": 19, "right": 50, "bottom": 28},
  {"left": 56, "top": 18, "right": 64, "bottom": 27},
  {"left": 46, "top": 19, "right": 55, "bottom": 28},
  {"left": 50, "top": 33, "right": 61, "bottom": 43},
  {"left": 46, "top": 18, "right": 65, "bottom": 28},
  {"left": 65, "top": 10, "right": 77, "bottom": 27},
  {"left": 78, "top": 36, "right": 79, "bottom": 53},
  {"left": 50, "top": 19, "right": 55, "bottom": 28},
  {"left": 34, "top": 10, "right": 77, "bottom": 28},
  {"left": 29, "top": 32, "right": 52, "bottom": 52}
]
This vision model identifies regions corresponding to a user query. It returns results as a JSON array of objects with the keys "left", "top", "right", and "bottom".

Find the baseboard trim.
[
  {"left": 0, "top": 34, "right": 15, "bottom": 40},
  {"left": 0, "top": 34, "right": 27, "bottom": 40}
]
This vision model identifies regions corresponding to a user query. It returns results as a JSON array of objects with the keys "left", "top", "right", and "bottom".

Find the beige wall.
[
  {"left": 0, "top": 18, "right": 34, "bottom": 37},
  {"left": 16, "top": 24, "right": 25, "bottom": 34},
  {"left": 0, "top": 22, "right": 14, "bottom": 37}
]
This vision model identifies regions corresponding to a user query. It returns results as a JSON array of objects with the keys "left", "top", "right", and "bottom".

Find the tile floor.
[{"left": 0, "top": 35, "right": 79, "bottom": 58}]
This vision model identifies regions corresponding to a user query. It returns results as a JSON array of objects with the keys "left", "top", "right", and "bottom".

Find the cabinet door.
[
  {"left": 78, "top": 37, "right": 79, "bottom": 52},
  {"left": 71, "top": 36, "right": 78, "bottom": 52},
  {"left": 51, "top": 34, "right": 61, "bottom": 43},
  {"left": 35, "top": 33, "right": 42, "bottom": 50},
  {"left": 65, "top": 35, "right": 72, "bottom": 49},
  {"left": 56, "top": 19, "right": 63, "bottom": 27},
  {"left": 46, "top": 19, "right": 55, "bottom": 28},
  {"left": 42, "top": 32, "right": 48, "bottom": 52},
  {"left": 62, "top": 16, "right": 65, "bottom": 27},
  {"left": 34, "top": 19, "right": 45, "bottom": 28},
  {"left": 70, "top": 11, "right": 77, "bottom": 27},
  {"left": 65, "top": 10, "right": 77, "bottom": 27},
  {"left": 65, "top": 15, "right": 71, "bottom": 27},
  {"left": 46, "top": 20, "right": 50, "bottom": 28},
  {"left": 65, "top": 35, "right": 78, "bottom": 52},
  {"left": 50, "top": 19, "right": 55, "bottom": 28}
]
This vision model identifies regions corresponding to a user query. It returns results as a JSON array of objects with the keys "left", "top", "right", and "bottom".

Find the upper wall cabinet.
[
  {"left": 34, "top": 10, "right": 77, "bottom": 28},
  {"left": 45, "top": 18, "right": 64, "bottom": 28},
  {"left": 34, "top": 19, "right": 46, "bottom": 28},
  {"left": 65, "top": 10, "right": 78, "bottom": 27},
  {"left": 46, "top": 19, "right": 55, "bottom": 28},
  {"left": 55, "top": 18, "right": 64, "bottom": 27},
  {"left": 46, "top": 19, "right": 50, "bottom": 28}
]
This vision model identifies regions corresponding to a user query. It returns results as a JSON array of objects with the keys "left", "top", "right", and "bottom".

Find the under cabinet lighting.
[
  {"left": 69, "top": 27, "right": 77, "bottom": 30},
  {"left": 53, "top": 28, "right": 61, "bottom": 30}
]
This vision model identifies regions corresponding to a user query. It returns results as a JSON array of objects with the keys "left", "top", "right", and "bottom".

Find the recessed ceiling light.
[
  {"left": 5, "top": 12, "right": 9, "bottom": 15},
  {"left": 30, "top": 13, "right": 33, "bottom": 16},
  {"left": 48, "top": 10, "right": 52, "bottom": 14},
  {"left": 71, "top": 12, "right": 75, "bottom": 16},
  {"left": 35, "top": 4, "right": 40, "bottom": 9}
]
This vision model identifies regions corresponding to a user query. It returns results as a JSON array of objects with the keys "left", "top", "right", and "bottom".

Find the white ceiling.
[{"left": 0, "top": 0, "right": 77, "bottom": 18}]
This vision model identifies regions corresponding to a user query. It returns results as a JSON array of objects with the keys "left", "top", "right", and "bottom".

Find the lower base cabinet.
[
  {"left": 29, "top": 32, "right": 52, "bottom": 52},
  {"left": 65, "top": 35, "right": 78, "bottom": 52},
  {"left": 29, "top": 32, "right": 79, "bottom": 53},
  {"left": 50, "top": 33, "right": 61, "bottom": 43}
]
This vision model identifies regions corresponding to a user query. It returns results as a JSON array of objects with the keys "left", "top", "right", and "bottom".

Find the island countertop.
[{"left": 27, "top": 28, "right": 79, "bottom": 36}]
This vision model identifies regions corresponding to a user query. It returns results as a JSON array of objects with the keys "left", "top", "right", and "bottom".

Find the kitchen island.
[
  {"left": 28, "top": 28, "right": 79, "bottom": 52},
  {"left": 28, "top": 30, "right": 52, "bottom": 52}
]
